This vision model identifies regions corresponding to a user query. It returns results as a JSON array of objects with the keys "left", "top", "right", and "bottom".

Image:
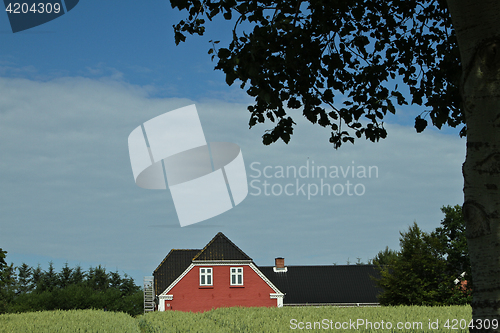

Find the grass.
[
  {"left": 0, "top": 305, "right": 473, "bottom": 332},
  {"left": 0, "top": 309, "right": 140, "bottom": 333}
]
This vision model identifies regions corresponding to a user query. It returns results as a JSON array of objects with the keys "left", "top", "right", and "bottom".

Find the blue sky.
[{"left": 0, "top": 1, "right": 465, "bottom": 286}]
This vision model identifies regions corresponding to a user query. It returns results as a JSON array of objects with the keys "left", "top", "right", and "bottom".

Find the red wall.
[{"left": 164, "top": 265, "right": 277, "bottom": 312}]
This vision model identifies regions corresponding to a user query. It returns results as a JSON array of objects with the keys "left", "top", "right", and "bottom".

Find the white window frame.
[
  {"left": 199, "top": 267, "right": 213, "bottom": 286},
  {"left": 230, "top": 267, "right": 244, "bottom": 286}
]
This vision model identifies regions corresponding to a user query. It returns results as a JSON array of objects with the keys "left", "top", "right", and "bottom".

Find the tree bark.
[{"left": 447, "top": 0, "right": 500, "bottom": 329}]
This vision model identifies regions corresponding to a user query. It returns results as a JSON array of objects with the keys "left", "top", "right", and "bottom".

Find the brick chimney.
[
  {"left": 275, "top": 257, "right": 285, "bottom": 268},
  {"left": 274, "top": 257, "right": 287, "bottom": 272}
]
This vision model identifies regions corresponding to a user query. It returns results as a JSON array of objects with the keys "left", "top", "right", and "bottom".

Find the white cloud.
[{"left": 0, "top": 75, "right": 466, "bottom": 282}]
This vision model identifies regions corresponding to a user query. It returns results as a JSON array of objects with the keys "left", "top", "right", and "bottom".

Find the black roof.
[
  {"left": 259, "top": 265, "right": 382, "bottom": 304},
  {"left": 193, "top": 232, "right": 252, "bottom": 261},
  {"left": 153, "top": 249, "right": 200, "bottom": 296}
]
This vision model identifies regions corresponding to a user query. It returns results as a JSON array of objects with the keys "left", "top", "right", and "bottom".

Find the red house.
[{"left": 153, "top": 232, "right": 284, "bottom": 312}]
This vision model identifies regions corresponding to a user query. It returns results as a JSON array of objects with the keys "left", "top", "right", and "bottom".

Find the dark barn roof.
[
  {"left": 259, "top": 265, "right": 382, "bottom": 304},
  {"left": 153, "top": 249, "right": 200, "bottom": 296},
  {"left": 193, "top": 232, "right": 252, "bottom": 261}
]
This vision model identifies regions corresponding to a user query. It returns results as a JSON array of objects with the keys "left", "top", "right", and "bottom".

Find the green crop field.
[
  {"left": 137, "top": 305, "right": 474, "bottom": 332},
  {"left": 0, "top": 309, "right": 140, "bottom": 333},
  {"left": 0, "top": 305, "right": 476, "bottom": 332}
]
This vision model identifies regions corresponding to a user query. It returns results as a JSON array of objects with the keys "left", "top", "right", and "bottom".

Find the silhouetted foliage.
[
  {"left": 0, "top": 253, "right": 142, "bottom": 316},
  {"left": 170, "top": 0, "right": 462, "bottom": 147},
  {"left": 372, "top": 246, "right": 398, "bottom": 266},
  {"left": 432, "top": 205, "right": 471, "bottom": 288},
  {"left": 15, "top": 263, "right": 32, "bottom": 295},
  {"left": 58, "top": 262, "right": 73, "bottom": 289},
  {"left": 70, "top": 265, "right": 86, "bottom": 285},
  {"left": 0, "top": 248, "right": 15, "bottom": 313},
  {"left": 374, "top": 206, "right": 471, "bottom": 305}
]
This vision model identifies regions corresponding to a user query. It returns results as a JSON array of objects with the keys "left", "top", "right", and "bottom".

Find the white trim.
[
  {"left": 273, "top": 266, "right": 288, "bottom": 273},
  {"left": 193, "top": 260, "right": 253, "bottom": 265},
  {"left": 159, "top": 263, "right": 194, "bottom": 296},
  {"left": 159, "top": 262, "right": 255, "bottom": 296},
  {"left": 248, "top": 263, "right": 283, "bottom": 294},
  {"left": 159, "top": 262, "right": 252, "bottom": 296},
  {"left": 230, "top": 267, "right": 244, "bottom": 286},
  {"left": 199, "top": 267, "right": 213, "bottom": 286},
  {"left": 158, "top": 294, "right": 173, "bottom": 301},
  {"left": 157, "top": 295, "right": 173, "bottom": 311},
  {"left": 248, "top": 263, "right": 285, "bottom": 307},
  {"left": 158, "top": 261, "right": 286, "bottom": 309},
  {"left": 270, "top": 293, "right": 284, "bottom": 307}
]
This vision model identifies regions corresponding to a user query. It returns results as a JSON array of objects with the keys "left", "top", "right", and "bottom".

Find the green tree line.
[
  {"left": 0, "top": 257, "right": 142, "bottom": 316},
  {"left": 373, "top": 205, "right": 472, "bottom": 306}
]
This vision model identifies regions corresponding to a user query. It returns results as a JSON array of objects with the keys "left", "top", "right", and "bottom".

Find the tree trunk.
[{"left": 447, "top": 0, "right": 500, "bottom": 330}]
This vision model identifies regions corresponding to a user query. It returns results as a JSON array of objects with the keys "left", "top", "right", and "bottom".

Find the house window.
[
  {"left": 230, "top": 267, "right": 243, "bottom": 285},
  {"left": 200, "top": 267, "right": 212, "bottom": 286}
]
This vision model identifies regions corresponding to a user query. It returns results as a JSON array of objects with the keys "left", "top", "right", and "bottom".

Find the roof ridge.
[{"left": 193, "top": 232, "right": 252, "bottom": 261}]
